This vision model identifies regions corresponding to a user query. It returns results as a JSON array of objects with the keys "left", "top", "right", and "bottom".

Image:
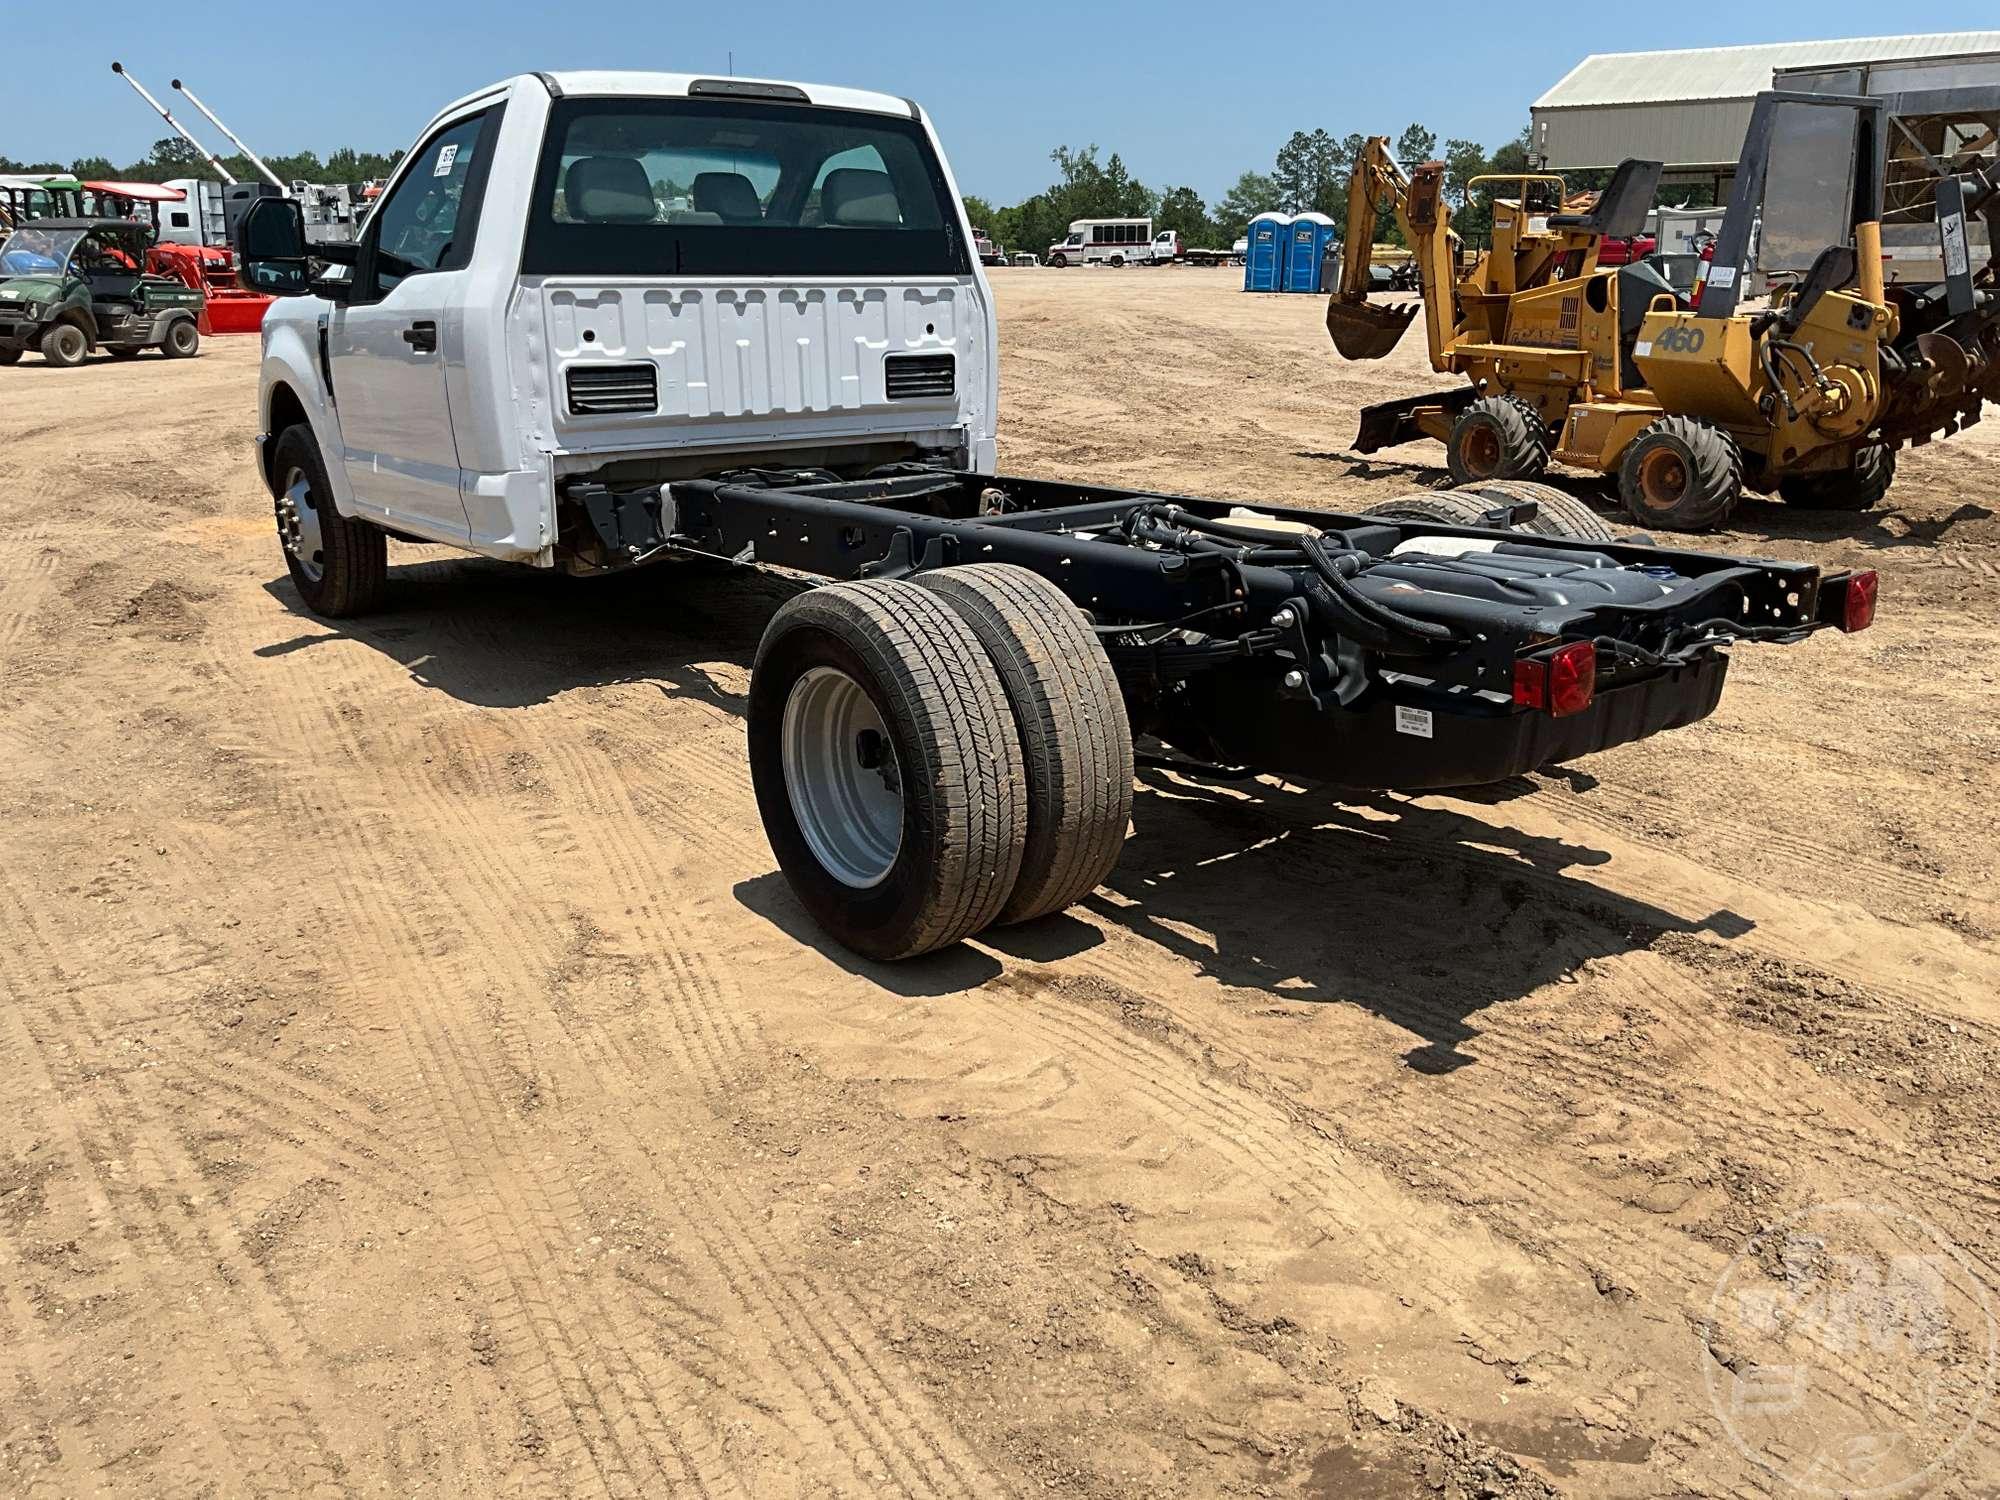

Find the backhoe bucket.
[{"left": 1325, "top": 295, "right": 1420, "bottom": 361}]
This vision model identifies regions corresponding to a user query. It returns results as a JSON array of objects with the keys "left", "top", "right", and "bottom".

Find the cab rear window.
[{"left": 522, "top": 97, "right": 971, "bottom": 278}]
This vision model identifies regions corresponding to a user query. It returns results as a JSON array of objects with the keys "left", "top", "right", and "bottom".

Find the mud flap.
[
  {"left": 1353, "top": 387, "right": 1476, "bottom": 454},
  {"left": 1325, "top": 294, "right": 1422, "bottom": 360}
]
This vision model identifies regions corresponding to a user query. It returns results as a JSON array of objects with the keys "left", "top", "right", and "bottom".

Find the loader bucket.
[{"left": 1325, "top": 295, "right": 1420, "bottom": 361}]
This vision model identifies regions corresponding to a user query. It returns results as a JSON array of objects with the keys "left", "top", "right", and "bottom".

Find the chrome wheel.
[
  {"left": 781, "top": 666, "right": 903, "bottom": 888},
  {"left": 275, "top": 464, "right": 326, "bottom": 584}
]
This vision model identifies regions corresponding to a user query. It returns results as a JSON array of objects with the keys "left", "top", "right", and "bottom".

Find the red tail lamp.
[
  {"left": 1512, "top": 640, "right": 1597, "bottom": 717},
  {"left": 1841, "top": 570, "right": 1879, "bottom": 633}
]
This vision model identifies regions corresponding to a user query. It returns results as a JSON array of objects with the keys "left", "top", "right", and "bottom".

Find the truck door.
[{"left": 327, "top": 106, "right": 501, "bottom": 540}]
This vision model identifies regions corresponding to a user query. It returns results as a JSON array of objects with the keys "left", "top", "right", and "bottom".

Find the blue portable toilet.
[
  {"left": 1283, "top": 212, "right": 1337, "bottom": 293},
  {"left": 1243, "top": 212, "right": 1287, "bottom": 292}
]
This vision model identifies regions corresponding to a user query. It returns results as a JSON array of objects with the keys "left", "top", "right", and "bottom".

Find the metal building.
[{"left": 1532, "top": 33, "right": 2000, "bottom": 193}]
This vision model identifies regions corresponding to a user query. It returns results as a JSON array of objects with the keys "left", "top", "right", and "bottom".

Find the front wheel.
[
  {"left": 161, "top": 319, "right": 200, "bottom": 359},
  {"left": 1617, "top": 416, "right": 1742, "bottom": 531},
  {"left": 1777, "top": 445, "right": 1895, "bottom": 511},
  {"left": 1446, "top": 396, "right": 1550, "bottom": 485},
  {"left": 749, "top": 580, "right": 1028, "bottom": 961},
  {"left": 0, "top": 347, "right": 21, "bottom": 366},
  {"left": 40, "top": 322, "right": 88, "bottom": 367},
  {"left": 1050, "top": 253, "right": 1068, "bottom": 268},
  {"left": 270, "top": 424, "right": 386, "bottom": 617}
]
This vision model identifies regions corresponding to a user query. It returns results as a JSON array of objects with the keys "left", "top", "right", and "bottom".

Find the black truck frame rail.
[{"left": 564, "top": 467, "right": 1873, "bottom": 788}]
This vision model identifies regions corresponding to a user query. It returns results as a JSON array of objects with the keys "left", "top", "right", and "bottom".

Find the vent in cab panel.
[
  {"left": 567, "top": 362, "right": 658, "bottom": 415},
  {"left": 884, "top": 353, "right": 955, "bottom": 400}
]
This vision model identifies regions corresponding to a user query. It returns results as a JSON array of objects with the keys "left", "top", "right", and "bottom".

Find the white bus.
[{"left": 1045, "top": 217, "right": 1175, "bottom": 267}]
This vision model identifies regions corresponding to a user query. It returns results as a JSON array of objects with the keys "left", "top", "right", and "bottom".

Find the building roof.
[{"left": 1534, "top": 32, "right": 2000, "bottom": 110}]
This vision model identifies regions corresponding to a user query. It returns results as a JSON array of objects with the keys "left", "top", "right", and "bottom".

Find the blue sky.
[{"left": 17, "top": 4, "right": 2000, "bottom": 204}]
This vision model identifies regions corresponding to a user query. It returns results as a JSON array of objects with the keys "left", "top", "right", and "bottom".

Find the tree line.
[
  {"left": 1, "top": 136, "right": 405, "bottom": 187},
  {"left": 964, "top": 123, "right": 1539, "bottom": 257}
]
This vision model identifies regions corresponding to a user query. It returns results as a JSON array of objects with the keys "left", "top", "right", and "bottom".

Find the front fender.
[{"left": 258, "top": 315, "right": 357, "bottom": 517}]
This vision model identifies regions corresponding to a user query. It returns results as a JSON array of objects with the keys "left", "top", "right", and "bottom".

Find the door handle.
[{"left": 401, "top": 320, "right": 438, "bottom": 353}]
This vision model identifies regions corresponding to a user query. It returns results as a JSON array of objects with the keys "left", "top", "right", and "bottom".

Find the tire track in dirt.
[
  {"left": 256, "top": 725, "right": 698, "bottom": 1499},
  {"left": 389, "top": 710, "right": 1006, "bottom": 1497},
  {"left": 0, "top": 871, "right": 358, "bottom": 1496}
]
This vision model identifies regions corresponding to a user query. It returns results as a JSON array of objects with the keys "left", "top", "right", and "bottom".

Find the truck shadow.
[
  {"left": 263, "top": 554, "right": 1748, "bottom": 1064},
  {"left": 1071, "top": 770, "right": 1748, "bottom": 1073},
  {"left": 259, "top": 554, "right": 802, "bottom": 710}
]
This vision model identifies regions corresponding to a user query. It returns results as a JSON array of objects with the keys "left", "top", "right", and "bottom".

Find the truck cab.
[{"left": 243, "top": 72, "right": 996, "bottom": 572}]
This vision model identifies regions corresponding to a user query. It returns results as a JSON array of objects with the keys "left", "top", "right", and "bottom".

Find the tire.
[
  {"left": 1109, "top": 255, "right": 1124, "bottom": 268},
  {"left": 1446, "top": 395, "right": 1550, "bottom": 485},
  {"left": 161, "top": 319, "right": 200, "bottom": 359},
  {"left": 749, "top": 579, "right": 1027, "bottom": 961},
  {"left": 1777, "top": 444, "right": 1895, "bottom": 511},
  {"left": 1361, "top": 480, "right": 1617, "bottom": 541},
  {"left": 39, "top": 322, "right": 88, "bottom": 368},
  {"left": 1050, "top": 253, "right": 1068, "bottom": 268},
  {"left": 270, "top": 424, "right": 387, "bottom": 617},
  {"left": 1617, "top": 416, "right": 1743, "bottom": 531},
  {"left": 0, "top": 347, "right": 20, "bottom": 365},
  {"left": 915, "top": 564, "right": 1133, "bottom": 924}
]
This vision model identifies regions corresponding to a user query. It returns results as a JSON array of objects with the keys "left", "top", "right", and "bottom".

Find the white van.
[{"left": 1045, "top": 218, "right": 1175, "bottom": 267}]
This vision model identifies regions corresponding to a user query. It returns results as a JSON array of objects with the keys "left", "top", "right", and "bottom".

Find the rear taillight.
[
  {"left": 1841, "top": 569, "right": 1879, "bottom": 632},
  {"left": 1514, "top": 641, "right": 1597, "bottom": 717},
  {"left": 1548, "top": 641, "right": 1597, "bottom": 716},
  {"left": 1512, "top": 658, "right": 1545, "bottom": 708}
]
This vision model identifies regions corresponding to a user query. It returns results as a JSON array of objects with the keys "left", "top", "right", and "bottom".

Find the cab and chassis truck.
[{"left": 239, "top": 71, "right": 1878, "bottom": 961}]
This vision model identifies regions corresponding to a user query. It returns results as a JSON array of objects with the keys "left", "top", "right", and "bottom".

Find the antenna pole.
[
  {"left": 172, "top": 77, "right": 288, "bottom": 191},
  {"left": 110, "top": 62, "right": 236, "bottom": 184}
]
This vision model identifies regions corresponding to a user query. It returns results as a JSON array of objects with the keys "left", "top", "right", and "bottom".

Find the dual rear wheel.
[{"left": 750, "top": 565, "right": 1133, "bottom": 961}]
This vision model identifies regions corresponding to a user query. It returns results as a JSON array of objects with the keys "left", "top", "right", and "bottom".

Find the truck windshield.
[{"left": 522, "top": 96, "right": 971, "bottom": 278}]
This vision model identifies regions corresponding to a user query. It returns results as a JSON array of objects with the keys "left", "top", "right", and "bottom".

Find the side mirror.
[
  {"left": 1776, "top": 243, "right": 1858, "bottom": 333},
  {"left": 233, "top": 197, "right": 311, "bottom": 295},
  {"left": 232, "top": 197, "right": 360, "bottom": 300}
]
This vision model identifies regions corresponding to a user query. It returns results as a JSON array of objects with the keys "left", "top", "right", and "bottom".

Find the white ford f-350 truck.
[{"left": 240, "top": 71, "right": 1877, "bottom": 962}]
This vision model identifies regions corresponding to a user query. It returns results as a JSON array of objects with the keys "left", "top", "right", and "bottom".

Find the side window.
[{"left": 363, "top": 108, "right": 498, "bottom": 297}]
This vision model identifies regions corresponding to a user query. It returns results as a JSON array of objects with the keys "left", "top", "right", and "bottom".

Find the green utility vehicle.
[{"left": 0, "top": 218, "right": 204, "bottom": 367}]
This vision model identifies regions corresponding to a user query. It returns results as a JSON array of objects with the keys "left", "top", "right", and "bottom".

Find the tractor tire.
[
  {"left": 270, "top": 424, "right": 387, "bottom": 617},
  {"left": 915, "top": 563, "right": 1133, "bottom": 924},
  {"left": 1616, "top": 416, "right": 1743, "bottom": 532},
  {"left": 1360, "top": 481, "right": 1618, "bottom": 542},
  {"left": 0, "top": 347, "right": 21, "bottom": 365},
  {"left": 161, "top": 319, "right": 200, "bottom": 359},
  {"left": 39, "top": 322, "right": 88, "bottom": 368},
  {"left": 1777, "top": 444, "right": 1895, "bottom": 512},
  {"left": 1446, "top": 395, "right": 1550, "bottom": 485},
  {"left": 749, "top": 579, "right": 1027, "bottom": 961}
]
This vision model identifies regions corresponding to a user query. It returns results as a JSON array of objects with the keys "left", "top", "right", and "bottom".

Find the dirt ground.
[{"left": 2, "top": 267, "right": 1997, "bottom": 1499}]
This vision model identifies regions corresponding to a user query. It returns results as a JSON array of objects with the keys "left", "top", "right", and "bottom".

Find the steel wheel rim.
[
  {"left": 50, "top": 326, "right": 84, "bottom": 361},
  {"left": 1639, "top": 448, "right": 1689, "bottom": 508},
  {"left": 275, "top": 464, "right": 327, "bottom": 584},
  {"left": 781, "top": 666, "right": 903, "bottom": 889},
  {"left": 1464, "top": 424, "right": 1503, "bottom": 477}
]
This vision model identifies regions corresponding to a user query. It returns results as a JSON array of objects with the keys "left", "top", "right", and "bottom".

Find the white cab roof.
[{"left": 428, "top": 71, "right": 916, "bottom": 127}]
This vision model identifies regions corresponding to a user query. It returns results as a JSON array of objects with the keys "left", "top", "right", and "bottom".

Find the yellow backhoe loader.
[{"left": 1326, "top": 91, "right": 2000, "bottom": 530}]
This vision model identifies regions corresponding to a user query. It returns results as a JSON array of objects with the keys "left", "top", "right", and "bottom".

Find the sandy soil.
[{"left": 2, "top": 267, "right": 1997, "bottom": 1498}]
